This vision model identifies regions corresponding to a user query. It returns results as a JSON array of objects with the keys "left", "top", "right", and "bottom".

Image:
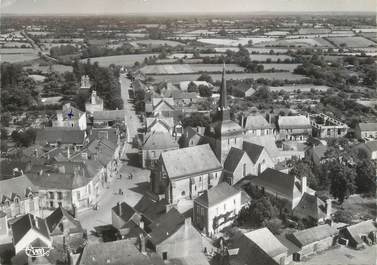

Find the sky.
[{"left": 1, "top": 0, "right": 376, "bottom": 15}]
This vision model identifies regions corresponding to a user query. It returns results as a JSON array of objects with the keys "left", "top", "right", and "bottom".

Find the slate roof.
[
  {"left": 146, "top": 117, "right": 174, "bottom": 131},
  {"left": 242, "top": 141, "right": 264, "bottom": 163},
  {"left": 142, "top": 132, "right": 179, "bottom": 150},
  {"left": 148, "top": 208, "right": 185, "bottom": 245},
  {"left": 223, "top": 148, "right": 247, "bottom": 173},
  {"left": 93, "top": 110, "right": 126, "bottom": 121},
  {"left": 161, "top": 144, "right": 222, "bottom": 180},
  {"left": 0, "top": 175, "right": 37, "bottom": 202},
  {"left": 90, "top": 128, "right": 119, "bottom": 146},
  {"left": 195, "top": 182, "right": 240, "bottom": 207},
  {"left": 171, "top": 90, "right": 197, "bottom": 100},
  {"left": 12, "top": 214, "right": 50, "bottom": 245},
  {"left": 366, "top": 140, "right": 377, "bottom": 152},
  {"left": 79, "top": 239, "right": 165, "bottom": 265},
  {"left": 288, "top": 224, "right": 338, "bottom": 247},
  {"left": 249, "top": 168, "right": 300, "bottom": 201},
  {"left": 278, "top": 115, "right": 311, "bottom": 129},
  {"left": 0, "top": 160, "right": 30, "bottom": 179},
  {"left": 244, "top": 228, "right": 288, "bottom": 257},
  {"left": 345, "top": 220, "right": 377, "bottom": 245},
  {"left": 35, "top": 127, "right": 86, "bottom": 145},
  {"left": 152, "top": 97, "right": 175, "bottom": 108},
  {"left": 244, "top": 115, "right": 272, "bottom": 130},
  {"left": 46, "top": 206, "right": 82, "bottom": 234},
  {"left": 359, "top": 122, "right": 377, "bottom": 132},
  {"left": 112, "top": 202, "right": 141, "bottom": 225},
  {"left": 293, "top": 193, "right": 327, "bottom": 221},
  {"left": 134, "top": 196, "right": 168, "bottom": 223}
]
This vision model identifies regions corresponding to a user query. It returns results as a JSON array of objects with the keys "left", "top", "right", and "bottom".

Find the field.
[
  {"left": 140, "top": 63, "right": 244, "bottom": 74},
  {"left": 28, "top": 74, "right": 46, "bottom": 82},
  {"left": 269, "top": 84, "right": 330, "bottom": 93},
  {"left": 130, "top": 39, "right": 185, "bottom": 47},
  {"left": 82, "top": 53, "right": 158, "bottom": 67},
  {"left": 23, "top": 64, "right": 73, "bottom": 74},
  {"left": 1, "top": 53, "right": 39, "bottom": 63},
  {"left": 0, "top": 48, "right": 37, "bottom": 54},
  {"left": 327, "top": 36, "right": 377, "bottom": 48},
  {"left": 149, "top": 72, "right": 307, "bottom": 83},
  {"left": 257, "top": 38, "right": 334, "bottom": 47},
  {"left": 197, "top": 37, "right": 276, "bottom": 46},
  {"left": 2, "top": 41, "right": 32, "bottom": 48},
  {"left": 215, "top": 47, "right": 292, "bottom": 53},
  {"left": 261, "top": 63, "right": 301, "bottom": 71}
]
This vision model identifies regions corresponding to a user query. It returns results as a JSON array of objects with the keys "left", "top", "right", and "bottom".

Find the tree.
[
  {"left": 198, "top": 85, "right": 212, "bottom": 97},
  {"left": 182, "top": 113, "right": 211, "bottom": 128},
  {"left": 329, "top": 161, "right": 356, "bottom": 203},
  {"left": 11, "top": 129, "right": 36, "bottom": 147},
  {"left": 355, "top": 159, "right": 376, "bottom": 194},
  {"left": 237, "top": 196, "right": 277, "bottom": 227},
  {"left": 289, "top": 157, "right": 318, "bottom": 188},
  {"left": 197, "top": 73, "right": 213, "bottom": 84},
  {"left": 187, "top": 81, "right": 198, "bottom": 92}
]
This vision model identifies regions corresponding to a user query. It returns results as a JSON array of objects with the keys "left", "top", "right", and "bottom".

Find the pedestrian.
[
  {"left": 130, "top": 173, "right": 133, "bottom": 180},
  {"left": 120, "top": 174, "right": 122, "bottom": 179}
]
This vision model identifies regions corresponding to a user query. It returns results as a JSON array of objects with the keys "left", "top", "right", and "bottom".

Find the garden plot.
[
  {"left": 140, "top": 63, "right": 244, "bottom": 74},
  {"left": 327, "top": 36, "right": 377, "bottom": 48}
]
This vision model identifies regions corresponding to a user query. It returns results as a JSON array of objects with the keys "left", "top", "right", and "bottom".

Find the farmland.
[
  {"left": 327, "top": 36, "right": 376, "bottom": 48},
  {"left": 140, "top": 63, "right": 244, "bottom": 74},
  {"left": 256, "top": 37, "right": 334, "bottom": 47},
  {"left": 148, "top": 72, "right": 307, "bottom": 83},
  {"left": 82, "top": 53, "right": 158, "bottom": 67},
  {"left": 197, "top": 37, "right": 276, "bottom": 46},
  {"left": 215, "top": 47, "right": 292, "bottom": 53},
  {"left": 130, "top": 39, "right": 185, "bottom": 47},
  {"left": 23, "top": 63, "right": 73, "bottom": 74},
  {"left": 1, "top": 48, "right": 39, "bottom": 63},
  {"left": 268, "top": 84, "right": 331, "bottom": 93},
  {"left": 261, "top": 63, "right": 301, "bottom": 71}
]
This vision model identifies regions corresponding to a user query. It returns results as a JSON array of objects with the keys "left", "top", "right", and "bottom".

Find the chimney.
[
  {"left": 39, "top": 169, "right": 43, "bottom": 176},
  {"left": 91, "top": 90, "right": 97, "bottom": 104},
  {"left": 139, "top": 220, "right": 144, "bottom": 230},
  {"left": 118, "top": 202, "right": 122, "bottom": 217},
  {"left": 326, "top": 199, "right": 332, "bottom": 218},
  {"left": 139, "top": 234, "right": 146, "bottom": 254},
  {"left": 301, "top": 176, "right": 307, "bottom": 194},
  {"left": 34, "top": 215, "right": 39, "bottom": 229}
]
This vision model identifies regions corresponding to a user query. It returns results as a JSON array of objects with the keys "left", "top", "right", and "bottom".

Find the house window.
[
  {"left": 76, "top": 191, "right": 81, "bottom": 200},
  {"left": 49, "top": 201, "right": 54, "bottom": 208},
  {"left": 162, "top": 252, "right": 168, "bottom": 261},
  {"left": 57, "top": 192, "right": 63, "bottom": 200},
  {"left": 234, "top": 138, "right": 236, "bottom": 144},
  {"left": 243, "top": 163, "right": 246, "bottom": 176},
  {"left": 49, "top": 192, "right": 54, "bottom": 199},
  {"left": 152, "top": 151, "right": 156, "bottom": 157},
  {"left": 234, "top": 199, "right": 236, "bottom": 205},
  {"left": 181, "top": 191, "right": 185, "bottom": 196},
  {"left": 199, "top": 176, "right": 202, "bottom": 182},
  {"left": 201, "top": 207, "right": 204, "bottom": 215}
]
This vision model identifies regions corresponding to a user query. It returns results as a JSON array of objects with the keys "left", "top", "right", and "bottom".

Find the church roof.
[{"left": 211, "top": 120, "right": 243, "bottom": 137}]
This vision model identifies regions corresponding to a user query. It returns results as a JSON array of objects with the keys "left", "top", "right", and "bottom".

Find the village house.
[
  {"left": 292, "top": 193, "right": 332, "bottom": 224},
  {"left": 146, "top": 208, "right": 203, "bottom": 261},
  {"left": 79, "top": 238, "right": 165, "bottom": 265},
  {"left": 181, "top": 126, "right": 206, "bottom": 147},
  {"left": 248, "top": 168, "right": 315, "bottom": 210},
  {"left": 222, "top": 148, "right": 254, "bottom": 185},
  {"left": 243, "top": 141, "right": 275, "bottom": 175},
  {"left": 0, "top": 211, "right": 8, "bottom": 238},
  {"left": 340, "top": 220, "right": 377, "bottom": 249},
  {"left": 355, "top": 122, "right": 377, "bottom": 140},
  {"left": 111, "top": 202, "right": 144, "bottom": 239},
  {"left": 148, "top": 97, "right": 175, "bottom": 117},
  {"left": 146, "top": 116, "right": 175, "bottom": 135},
  {"left": 27, "top": 161, "right": 104, "bottom": 212},
  {"left": 307, "top": 145, "right": 331, "bottom": 169},
  {"left": 78, "top": 75, "right": 91, "bottom": 94},
  {"left": 85, "top": 90, "right": 104, "bottom": 114},
  {"left": 242, "top": 113, "right": 274, "bottom": 137},
  {"left": 141, "top": 132, "right": 179, "bottom": 169},
  {"left": 11, "top": 213, "right": 52, "bottom": 255},
  {"left": 92, "top": 110, "right": 127, "bottom": 127},
  {"left": 0, "top": 175, "right": 40, "bottom": 220},
  {"left": 229, "top": 227, "right": 289, "bottom": 265},
  {"left": 52, "top": 103, "right": 87, "bottom": 131},
  {"left": 89, "top": 127, "right": 120, "bottom": 147},
  {"left": 286, "top": 224, "right": 338, "bottom": 261},
  {"left": 171, "top": 90, "right": 198, "bottom": 107},
  {"left": 35, "top": 127, "right": 87, "bottom": 149},
  {"left": 310, "top": 113, "right": 348, "bottom": 138},
  {"left": 193, "top": 182, "right": 242, "bottom": 236},
  {"left": 156, "top": 144, "right": 223, "bottom": 204},
  {"left": 278, "top": 115, "right": 312, "bottom": 142}
]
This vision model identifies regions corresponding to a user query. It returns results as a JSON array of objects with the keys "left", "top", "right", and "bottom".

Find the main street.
[{"left": 77, "top": 73, "right": 151, "bottom": 232}]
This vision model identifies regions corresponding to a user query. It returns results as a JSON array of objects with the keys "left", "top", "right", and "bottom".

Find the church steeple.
[{"left": 218, "top": 63, "right": 230, "bottom": 121}]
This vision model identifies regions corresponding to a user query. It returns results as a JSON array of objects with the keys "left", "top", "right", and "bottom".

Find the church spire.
[{"left": 218, "top": 63, "right": 230, "bottom": 120}]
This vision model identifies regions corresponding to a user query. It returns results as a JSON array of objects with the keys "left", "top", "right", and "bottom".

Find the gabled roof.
[
  {"left": 358, "top": 122, "right": 377, "bottom": 132},
  {"left": 0, "top": 175, "right": 37, "bottom": 202},
  {"left": 35, "top": 127, "right": 86, "bottom": 145},
  {"left": 146, "top": 117, "right": 174, "bottom": 131},
  {"left": 195, "top": 182, "right": 240, "bottom": 207},
  {"left": 244, "top": 115, "right": 272, "bottom": 130},
  {"left": 46, "top": 206, "right": 82, "bottom": 233},
  {"left": 345, "top": 220, "right": 377, "bottom": 245},
  {"left": 148, "top": 208, "right": 185, "bottom": 245},
  {"left": 0, "top": 160, "right": 30, "bottom": 179},
  {"left": 293, "top": 193, "right": 327, "bottom": 220},
  {"left": 288, "top": 224, "right": 338, "bottom": 247},
  {"left": 278, "top": 115, "right": 311, "bottom": 129},
  {"left": 90, "top": 128, "right": 119, "bottom": 146},
  {"left": 93, "top": 110, "right": 126, "bottom": 121},
  {"left": 223, "top": 148, "right": 247, "bottom": 173},
  {"left": 142, "top": 132, "right": 179, "bottom": 150},
  {"left": 134, "top": 196, "right": 168, "bottom": 223},
  {"left": 244, "top": 228, "right": 288, "bottom": 257},
  {"left": 152, "top": 97, "right": 175, "bottom": 109},
  {"left": 79, "top": 239, "right": 165, "bottom": 265},
  {"left": 12, "top": 214, "right": 50, "bottom": 245},
  {"left": 242, "top": 141, "right": 264, "bottom": 163},
  {"left": 112, "top": 202, "right": 140, "bottom": 225},
  {"left": 171, "top": 90, "right": 197, "bottom": 100},
  {"left": 249, "top": 168, "right": 299, "bottom": 201},
  {"left": 161, "top": 144, "right": 222, "bottom": 180}
]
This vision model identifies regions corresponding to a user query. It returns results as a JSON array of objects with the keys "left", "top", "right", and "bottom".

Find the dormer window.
[{"left": 14, "top": 197, "right": 19, "bottom": 204}]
